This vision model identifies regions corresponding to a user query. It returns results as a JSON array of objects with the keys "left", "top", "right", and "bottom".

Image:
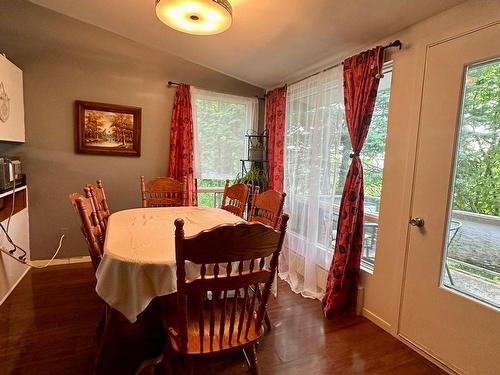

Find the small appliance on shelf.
[{"left": 0, "top": 157, "right": 25, "bottom": 192}]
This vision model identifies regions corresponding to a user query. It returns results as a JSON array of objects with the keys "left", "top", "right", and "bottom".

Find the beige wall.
[
  {"left": 0, "top": 0, "right": 264, "bottom": 260},
  {"left": 359, "top": 0, "right": 500, "bottom": 335}
]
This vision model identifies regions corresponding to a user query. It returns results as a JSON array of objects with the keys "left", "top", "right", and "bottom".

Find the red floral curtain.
[
  {"left": 168, "top": 84, "right": 197, "bottom": 206},
  {"left": 322, "top": 47, "right": 384, "bottom": 317},
  {"left": 266, "top": 86, "right": 287, "bottom": 192}
]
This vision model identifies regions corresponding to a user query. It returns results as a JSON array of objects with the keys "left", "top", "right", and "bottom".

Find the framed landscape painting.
[{"left": 75, "top": 101, "right": 141, "bottom": 156}]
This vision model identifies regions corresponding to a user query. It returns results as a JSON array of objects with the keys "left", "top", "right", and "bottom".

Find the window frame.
[
  {"left": 191, "top": 88, "right": 259, "bottom": 181},
  {"left": 360, "top": 60, "right": 393, "bottom": 273}
]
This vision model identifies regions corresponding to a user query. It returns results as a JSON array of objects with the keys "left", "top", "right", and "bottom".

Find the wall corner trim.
[{"left": 0, "top": 267, "right": 30, "bottom": 306}]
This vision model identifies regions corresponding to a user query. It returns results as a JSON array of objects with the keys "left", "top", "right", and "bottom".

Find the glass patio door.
[{"left": 399, "top": 23, "right": 500, "bottom": 374}]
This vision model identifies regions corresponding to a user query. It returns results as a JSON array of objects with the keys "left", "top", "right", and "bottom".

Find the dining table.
[{"left": 95, "top": 206, "right": 244, "bottom": 323}]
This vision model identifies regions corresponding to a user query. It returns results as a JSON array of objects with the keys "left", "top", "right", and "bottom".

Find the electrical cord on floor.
[
  {"left": 0, "top": 221, "right": 27, "bottom": 260},
  {"left": 26, "top": 234, "right": 65, "bottom": 269},
  {"left": 0, "top": 221, "right": 65, "bottom": 268}
]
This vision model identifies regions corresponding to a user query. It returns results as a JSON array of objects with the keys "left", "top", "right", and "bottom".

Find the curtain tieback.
[{"left": 349, "top": 152, "right": 360, "bottom": 158}]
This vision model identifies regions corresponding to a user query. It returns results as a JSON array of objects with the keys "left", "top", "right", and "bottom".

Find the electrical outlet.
[{"left": 60, "top": 227, "right": 68, "bottom": 237}]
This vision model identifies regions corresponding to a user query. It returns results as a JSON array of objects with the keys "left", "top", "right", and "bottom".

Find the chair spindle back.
[
  {"left": 249, "top": 188, "right": 286, "bottom": 229},
  {"left": 140, "top": 176, "right": 188, "bottom": 208},
  {"left": 69, "top": 192, "right": 104, "bottom": 271},
  {"left": 172, "top": 214, "right": 289, "bottom": 354},
  {"left": 86, "top": 179, "right": 111, "bottom": 233},
  {"left": 220, "top": 179, "right": 250, "bottom": 218}
]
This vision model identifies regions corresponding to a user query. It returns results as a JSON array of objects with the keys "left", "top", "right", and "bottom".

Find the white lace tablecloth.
[{"left": 95, "top": 207, "right": 244, "bottom": 322}]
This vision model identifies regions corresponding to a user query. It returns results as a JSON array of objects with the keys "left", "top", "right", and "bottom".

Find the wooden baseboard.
[
  {"left": 362, "top": 309, "right": 458, "bottom": 374},
  {"left": 398, "top": 334, "right": 460, "bottom": 374},
  {"left": 362, "top": 307, "right": 392, "bottom": 332},
  {"left": 29, "top": 256, "right": 91, "bottom": 267}
]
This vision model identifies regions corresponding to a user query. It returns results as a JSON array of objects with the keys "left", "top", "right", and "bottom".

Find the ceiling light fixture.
[{"left": 155, "top": 0, "right": 233, "bottom": 36}]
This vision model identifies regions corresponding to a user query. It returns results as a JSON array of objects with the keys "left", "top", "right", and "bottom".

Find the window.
[
  {"left": 281, "top": 62, "right": 393, "bottom": 299},
  {"left": 335, "top": 62, "right": 393, "bottom": 270},
  {"left": 191, "top": 88, "right": 258, "bottom": 207},
  {"left": 281, "top": 66, "right": 345, "bottom": 298},
  {"left": 443, "top": 58, "right": 500, "bottom": 308}
]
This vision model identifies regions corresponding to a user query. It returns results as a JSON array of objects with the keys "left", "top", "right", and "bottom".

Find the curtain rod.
[
  {"left": 167, "top": 81, "right": 265, "bottom": 100},
  {"left": 167, "top": 40, "right": 402, "bottom": 97},
  {"left": 286, "top": 39, "right": 402, "bottom": 88}
]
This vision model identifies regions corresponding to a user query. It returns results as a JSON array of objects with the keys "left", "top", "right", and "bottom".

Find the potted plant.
[
  {"left": 235, "top": 165, "right": 268, "bottom": 217},
  {"left": 235, "top": 165, "right": 268, "bottom": 191}
]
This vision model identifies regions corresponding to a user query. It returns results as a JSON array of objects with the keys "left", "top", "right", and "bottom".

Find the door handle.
[{"left": 409, "top": 217, "right": 425, "bottom": 227}]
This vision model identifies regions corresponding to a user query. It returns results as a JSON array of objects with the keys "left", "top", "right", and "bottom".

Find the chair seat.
[{"left": 165, "top": 298, "right": 264, "bottom": 355}]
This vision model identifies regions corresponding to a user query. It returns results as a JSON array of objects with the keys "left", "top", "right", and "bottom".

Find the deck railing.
[{"left": 197, "top": 186, "right": 225, "bottom": 208}]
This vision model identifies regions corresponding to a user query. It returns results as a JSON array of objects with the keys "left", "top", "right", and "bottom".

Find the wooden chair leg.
[
  {"left": 161, "top": 342, "right": 177, "bottom": 375},
  {"left": 187, "top": 358, "right": 194, "bottom": 375},
  {"left": 96, "top": 306, "right": 106, "bottom": 338},
  {"left": 178, "top": 357, "right": 193, "bottom": 375},
  {"left": 255, "top": 286, "right": 272, "bottom": 331},
  {"left": 243, "top": 344, "right": 260, "bottom": 375},
  {"left": 95, "top": 306, "right": 116, "bottom": 374}
]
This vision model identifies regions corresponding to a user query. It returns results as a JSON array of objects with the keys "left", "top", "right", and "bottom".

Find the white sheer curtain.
[
  {"left": 279, "top": 66, "right": 345, "bottom": 300},
  {"left": 190, "top": 88, "right": 258, "bottom": 179}
]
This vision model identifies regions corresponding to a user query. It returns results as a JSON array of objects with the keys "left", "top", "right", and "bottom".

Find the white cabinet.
[
  {"left": 0, "top": 186, "right": 30, "bottom": 305},
  {"left": 0, "top": 55, "right": 25, "bottom": 143}
]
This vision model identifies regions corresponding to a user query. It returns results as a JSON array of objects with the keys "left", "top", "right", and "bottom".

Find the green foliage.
[
  {"left": 197, "top": 178, "right": 225, "bottom": 208},
  {"left": 284, "top": 97, "right": 345, "bottom": 198},
  {"left": 195, "top": 62, "right": 500, "bottom": 220},
  {"left": 453, "top": 61, "right": 500, "bottom": 216},
  {"left": 447, "top": 259, "right": 500, "bottom": 285},
  {"left": 362, "top": 88, "right": 390, "bottom": 201},
  {"left": 193, "top": 96, "right": 254, "bottom": 207},
  {"left": 197, "top": 179, "right": 226, "bottom": 188},
  {"left": 194, "top": 99, "right": 248, "bottom": 180},
  {"left": 336, "top": 62, "right": 500, "bottom": 218},
  {"left": 336, "top": 81, "right": 390, "bottom": 210},
  {"left": 235, "top": 165, "right": 268, "bottom": 190}
]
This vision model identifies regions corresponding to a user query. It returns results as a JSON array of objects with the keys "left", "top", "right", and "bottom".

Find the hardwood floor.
[{"left": 0, "top": 263, "right": 443, "bottom": 375}]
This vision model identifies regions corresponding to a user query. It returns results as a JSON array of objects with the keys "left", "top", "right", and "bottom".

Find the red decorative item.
[
  {"left": 266, "top": 86, "right": 287, "bottom": 193},
  {"left": 323, "top": 47, "right": 384, "bottom": 317},
  {"left": 168, "top": 84, "right": 197, "bottom": 206}
]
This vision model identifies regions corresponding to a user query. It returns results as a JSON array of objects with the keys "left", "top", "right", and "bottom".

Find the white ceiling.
[{"left": 29, "top": 0, "right": 464, "bottom": 89}]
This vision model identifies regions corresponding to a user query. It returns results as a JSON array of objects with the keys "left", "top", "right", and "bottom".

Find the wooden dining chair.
[
  {"left": 249, "top": 187, "right": 286, "bottom": 229},
  {"left": 248, "top": 188, "right": 286, "bottom": 331},
  {"left": 69, "top": 192, "right": 115, "bottom": 372},
  {"left": 162, "top": 214, "right": 289, "bottom": 375},
  {"left": 69, "top": 192, "right": 104, "bottom": 271},
  {"left": 140, "top": 176, "right": 188, "bottom": 208},
  {"left": 86, "top": 179, "right": 111, "bottom": 233},
  {"left": 221, "top": 179, "right": 251, "bottom": 218}
]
